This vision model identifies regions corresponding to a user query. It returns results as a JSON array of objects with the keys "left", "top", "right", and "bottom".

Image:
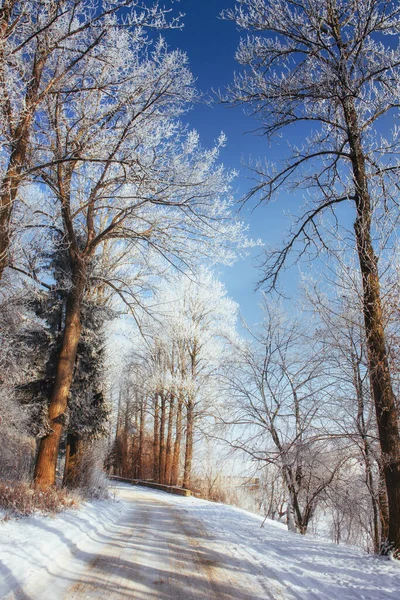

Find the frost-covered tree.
[
  {"left": 121, "top": 269, "right": 239, "bottom": 488},
  {"left": 224, "top": 0, "right": 400, "bottom": 554},
  {"left": 0, "top": 290, "right": 37, "bottom": 479},
  {"left": 11, "top": 239, "right": 112, "bottom": 485},
  {"left": 222, "top": 302, "right": 345, "bottom": 534},
  {"left": 0, "top": 0, "right": 182, "bottom": 279},
  {"left": 63, "top": 299, "right": 112, "bottom": 487},
  {"left": 303, "top": 260, "right": 393, "bottom": 551},
  {"left": 155, "top": 270, "right": 238, "bottom": 488},
  {"left": 30, "top": 19, "right": 247, "bottom": 486}
]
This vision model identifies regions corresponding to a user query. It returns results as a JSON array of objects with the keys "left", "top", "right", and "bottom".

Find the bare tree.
[
  {"left": 306, "top": 268, "right": 389, "bottom": 550},
  {"left": 223, "top": 0, "right": 400, "bottom": 553},
  {"left": 221, "top": 302, "right": 345, "bottom": 534}
]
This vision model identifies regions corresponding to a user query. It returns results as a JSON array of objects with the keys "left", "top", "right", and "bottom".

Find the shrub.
[
  {"left": 0, "top": 481, "right": 79, "bottom": 517},
  {"left": 67, "top": 440, "right": 111, "bottom": 500}
]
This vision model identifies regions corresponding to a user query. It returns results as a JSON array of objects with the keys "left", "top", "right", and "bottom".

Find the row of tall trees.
[
  {"left": 1, "top": 0, "right": 399, "bottom": 560},
  {"left": 110, "top": 270, "right": 238, "bottom": 489},
  {"left": 107, "top": 256, "right": 397, "bottom": 554}
]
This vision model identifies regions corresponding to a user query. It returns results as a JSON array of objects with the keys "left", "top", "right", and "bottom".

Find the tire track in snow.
[{"left": 63, "top": 486, "right": 271, "bottom": 599}]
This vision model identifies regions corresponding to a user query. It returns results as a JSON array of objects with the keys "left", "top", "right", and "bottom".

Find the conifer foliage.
[{"left": 14, "top": 239, "right": 112, "bottom": 486}]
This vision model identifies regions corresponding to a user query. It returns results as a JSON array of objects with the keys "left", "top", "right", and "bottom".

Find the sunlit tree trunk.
[
  {"left": 352, "top": 350, "right": 381, "bottom": 552},
  {"left": 183, "top": 397, "right": 194, "bottom": 489},
  {"left": 158, "top": 393, "right": 167, "bottom": 484},
  {"left": 137, "top": 398, "right": 146, "bottom": 479},
  {"left": 153, "top": 394, "right": 160, "bottom": 481},
  {"left": 344, "top": 97, "right": 400, "bottom": 552},
  {"left": 114, "top": 392, "right": 124, "bottom": 476},
  {"left": 170, "top": 395, "right": 183, "bottom": 486},
  {"left": 164, "top": 393, "right": 175, "bottom": 484},
  {"left": 0, "top": 48, "right": 43, "bottom": 279},
  {"left": 225, "top": 0, "right": 400, "bottom": 554},
  {"left": 34, "top": 261, "right": 86, "bottom": 487}
]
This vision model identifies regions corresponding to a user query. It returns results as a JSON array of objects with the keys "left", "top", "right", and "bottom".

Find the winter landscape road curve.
[
  {"left": 2, "top": 482, "right": 400, "bottom": 599},
  {"left": 63, "top": 485, "right": 271, "bottom": 600}
]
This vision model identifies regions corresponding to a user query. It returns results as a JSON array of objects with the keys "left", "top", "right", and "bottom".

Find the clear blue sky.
[
  {"left": 161, "top": 0, "right": 295, "bottom": 326},
  {"left": 163, "top": 1, "right": 354, "bottom": 326}
]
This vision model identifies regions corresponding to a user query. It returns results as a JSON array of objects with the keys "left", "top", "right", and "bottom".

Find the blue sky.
[
  {"left": 161, "top": 1, "right": 361, "bottom": 328},
  {"left": 161, "top": 0, "right": 297, "bottom": 325}
]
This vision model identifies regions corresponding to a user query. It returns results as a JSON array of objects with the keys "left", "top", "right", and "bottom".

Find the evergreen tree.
[{"left": 15, "top": 240, "right": 112, "bottom": 484}]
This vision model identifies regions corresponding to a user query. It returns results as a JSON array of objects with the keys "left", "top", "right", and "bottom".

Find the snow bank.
[
  {"left": 0, "top": 489, "right": 127, "bottom": 599},
  {"left": 158, "top": 490, "right": 400, "bottom": 599}
]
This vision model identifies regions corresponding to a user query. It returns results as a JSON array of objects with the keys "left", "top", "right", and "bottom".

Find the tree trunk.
[
  {"left": 286, "top": 495, "right": 298, "bottom": 534},
  {"left": 378, "top": 461, "right": 390, "bottom": 549},
  {"left": 122, "top": 402, "right": 131, "bottom": 479},
  {"left": 0, "top": 44, "right": 44, "bottom": 280},
  {"left": 354, "top": 233, "right": 400, "bottom": 552},
  {"left": 343, "top": 94, "right": 400, "bottom": 554},
  {"left": 0, "top": 126, "right": 31, "bottom": 279},
  {"left": 34, "top": 261, "right": 86, "bottom": 487},
  {"left": 63, "top": 433, "right": 83, "bottom": 488},
  {"left": 183, "top": 398, "right": 194, "bottom": 489},
  {"left": 283, "top": 466, "right": 304, "bottom": 534},
  {"left": 130, "top": 403, "right": 139, "bottom": 479},
  {"left": 114, "top": 392, "right": 124, "bottom": 476},
  {"left": 153, "top": 394, "right": 160, "bottom": 481},
  {"left": 353, "top": 351, "right": 381, "bottom": 553},
  {"left": 170, "top": 396, "right": 183, "bottom": 486},
  {"left": 137, "top": 399, "right": 146, "bottom": 479},
  {"left": 159, "top": 393, "right": 167, "bottom": 484},
  {"left": 164, "top": 393, "right": 175, "bottom": 484}
]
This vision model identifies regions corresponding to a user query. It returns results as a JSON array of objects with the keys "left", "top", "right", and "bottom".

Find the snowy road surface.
[{"left": 1, "top": 483, "right": 400, "bottom": 599}]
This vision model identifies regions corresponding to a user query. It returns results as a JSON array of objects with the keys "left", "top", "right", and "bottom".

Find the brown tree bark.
[
  {"left": 121, "top": 400, "right": 132, "bottom": 479},
  {"left": 331, "top": 11, "right": 400, "bottom": 554},
  {"left": 137, "top": 398, "right": 146, "bottom": 479},
  {"left": 348, "top": 116, "right": 400, "bottom": 553},
  {"left": 354, "top": 230, "right": 400, "bottom": 552},
  {"left": 0, "top": 45, "right": 44, "bottom": 280},
  {"left": 158, "top": 393, "right": 167, "bottom": 484},
  {"left": 182, "top": 398, "right": 194, "bottom": 489},
  {"left": 164, "top": 393, "right": 175, "bottom": 485},
  {"left": 0, "top": 2, "right": 108, "bottom": 280},
  {"left": 352, "top": 350, "right": 381, "bottom": 553},
  {"left": 114, "top": 392, "right": 124, "bottom": 476},
  {"left": 153, "top": 394, "right": 160, "bottom": 481},
  {"left": 63, "top": 432, "right": 83, "bottom": 488},
  {"left": 131, "top": 405, "right": 139, "bottom": 479},
  {"left": 34, "top": 260, "right": 86, "bottom": 487},
  {"left": 170, "top": 396, "right": 183, "bottom": 486}
]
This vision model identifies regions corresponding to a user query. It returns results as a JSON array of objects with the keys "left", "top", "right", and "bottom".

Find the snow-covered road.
[
  {"left": 1, "top": 482, "right": 400, "bottom": 599},
  {"left": 64, "top": 485, "right": 269, "bottom": 600}
]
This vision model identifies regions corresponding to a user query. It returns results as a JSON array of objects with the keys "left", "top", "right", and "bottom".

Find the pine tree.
[{"left": 15, "top": 240, "right": 112, "bottom": 485}]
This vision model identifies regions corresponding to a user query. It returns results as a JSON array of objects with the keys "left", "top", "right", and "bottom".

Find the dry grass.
[{"left": 0, "top": 481, "right": 79, "bottom": 518}]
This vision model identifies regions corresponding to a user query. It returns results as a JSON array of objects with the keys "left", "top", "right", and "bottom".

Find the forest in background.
[{"left": 1, "top": 0, "right": 400, "bottom": 560}]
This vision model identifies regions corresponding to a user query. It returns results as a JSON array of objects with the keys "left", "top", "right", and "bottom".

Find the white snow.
[
  {"left": 1, "top": 482, "right": 399, "bottom": 599},
  {"left": 161, "top": 492, "right": 400, "bottom": 599},
  {"left": 0, "top": 489, "right": 128, "bottom": 599}
]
